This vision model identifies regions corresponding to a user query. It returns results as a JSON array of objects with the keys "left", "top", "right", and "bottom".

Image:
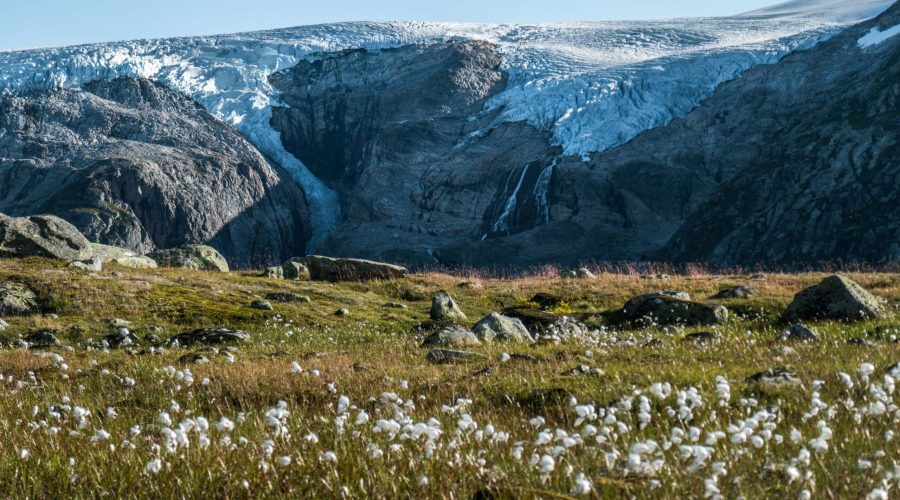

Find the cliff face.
[{"left": 0, "top": 78, "right": 309, "bottom": 266}]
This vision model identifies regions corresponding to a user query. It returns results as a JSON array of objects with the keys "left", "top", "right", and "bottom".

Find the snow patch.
[{"left": 858, "top": 23, "right": 900, "bottom": 48}]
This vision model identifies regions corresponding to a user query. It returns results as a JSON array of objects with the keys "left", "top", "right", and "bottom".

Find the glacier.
[{"left": 0, "top": 0, "right": 892, "bottom": 247}]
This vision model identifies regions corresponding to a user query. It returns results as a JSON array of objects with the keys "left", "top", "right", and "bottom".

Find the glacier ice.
[
  {"left": 858, "top": 23, "right": 900, "bottom": 47},
  {"left": 0, "top": 1, "right": 891, "bottom": 246}
]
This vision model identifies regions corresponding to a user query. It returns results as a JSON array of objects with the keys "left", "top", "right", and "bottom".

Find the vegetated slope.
[{"left": 0, "top": 78, "right": 309, "bottom": 266}]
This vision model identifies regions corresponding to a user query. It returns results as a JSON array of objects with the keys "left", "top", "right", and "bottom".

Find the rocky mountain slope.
[
  {"left": 0, "top": 1, "right": 896, "bottom": 268},
  {"left": 0, "top": 78, "right": 309, "bottom": 266}
]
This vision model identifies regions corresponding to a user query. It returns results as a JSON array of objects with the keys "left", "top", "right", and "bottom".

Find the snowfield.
[{"left": 0, "top": 0, "right": 892, "bottom": 242}]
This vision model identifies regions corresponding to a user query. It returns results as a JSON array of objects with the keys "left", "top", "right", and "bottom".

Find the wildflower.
[
  {"left": 277, "top": 456, "right": 291, "bottom": 466},
  {"left": 92, "top": 429, "right": 111, "bottom": 442},
  {"left": 290, "top": 362, "right": 302, "bottom": 374},
  {"left": 418, "top": 476, "right": 429, "bottom": 487},
  {"left": 216, "top": 417, "right": 234, "bottom": 432},
  {"left": 145, "top": 459, "right": 162, "bottom": 474},
  {"left": 571, "top": 473, "right": 592, "bottom": 496},
  {"left": 500, "top": 353, "right": 511, "bottom": 363}
]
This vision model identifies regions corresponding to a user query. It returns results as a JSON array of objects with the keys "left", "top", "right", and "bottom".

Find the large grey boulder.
[
  {"left": 0, "top": 282, "right": 39, "bottom": 316},
  {"left": 305, "top": 255, "right": 406, "bottom": 282},
  {"left": 623, "top": 291, "right": 727, "bottom": 326},
  {"left": 149, "top": 245, "right": 229, "bottom": 272},
  {"left": 281, "top": 258, "right": 310, "bottom": 280},
  {"left": 0, "top": 214, "right": 93, "bottom": 262},
  {"left": 91, "top": 244, "right": 158, "bottom": 269},
  {"left": 472, "top": 312, "right": 534, "bottom": 343},
  {"left": 430, "top": 293, "right": 468, "bottom": 322},
  {"left": 782, "top": 275, "right": 888, "bottom": 322},
  {"left": 421, "top": 324, "right": 481, "bottom": 347}
]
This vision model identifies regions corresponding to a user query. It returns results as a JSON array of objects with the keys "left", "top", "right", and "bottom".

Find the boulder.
[
  {"left": 472, "top": 312, "right": 534, "bottom": 343},
  {"left": 167, "top": 328, "right": 250, "bottom": 347},
  {"left": 777, "top": 324, "right": 819, "bottom": 342},
  {"left": 104, "top": 328, "right": 138, "bottom": 348},
  {"left": 305, "top": 255, "right": 406, "bottom": 282},
  {"left": 90, "top": 244, "right": 158, "bottom": 269},
  {"left": 576, "top": 268, "right": 596, "bottom": 279},
  {"left": 559, "top": 270, "right": 578, "bottom": 279},
  {"left": 0, "top": 214, "right": 93, "bottom": 262},
  {"left": 746, "top": 368, "right": 801, "bottom": 386},
  {"left": 711, "top": 286, "right": 758, "bottom": 299},
  {"left": 149, "top": 245, "right": 229, "bottom": 272},
  {"left": 69, "top": 258, "right": 102, "bottom": 272},
  {"left": 24, "top": 330, "right": 60, "bottom": 347},
  {"left": 0, "top": 282, "right": 39, "bottom": 316},
  {"left": 623, "top": 291, "right": 727, "bottom": 326},
  {"left": 261, "top": 266, "right": 284, "bottom": 279},
  {"left": 430, "top": 292, "right": 467, "bottom": 322},
  {"left": 281, "top": 258, "right": 310, "bottom": 280},
  {"left": 533, "top": 316, "right": 592, "bottom": 343},
  {"left": 421, "top": 324, "right": 481, "bottom": 347},
  {"left": 782, "top": 275, "right": 887, "bottom": 322},
  {"left": 250, "top": 300, "right": 273, "bottom": 311},
  {"left": 425, "top": 349, "right": 486, "bottom": 365},
  {"left": 0, "top": 318, "right": 7, "bottom": 331},
  {"left": 335, "top": 308, "right": 350, "bottom": 317}
]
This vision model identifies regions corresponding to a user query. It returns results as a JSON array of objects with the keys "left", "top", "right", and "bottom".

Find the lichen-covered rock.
[
  {"left": 777, "top": 324, "right": 819, "bottom": 342},
  {"left": 150, "top": 245, "right": 229, "bottom": 272},
  {"left": 69, "top": 258, "right": 103, "bottom": 272},
  {"left": 746, "top": 368, "right": 801, "bottom": 386},
  {"left": 90, "top": 244, "right": 158, "bottom": 269},
  {"left": 421, "top": 324, "right": 481, "bottom": 347},
  {"left": 281, "top": 258, "right": 309, "bottom": 280},
  {"left": 425, "top": 349, "right": 485, "bottom": 365},
  {"left": 472, "top": 312, "right": 534, "bottom": 343},
  {"left": 168, "top": 328, "right": 250, "bottom": 347},
  {"left": 250, "top": 300, "right": 273, "bottom": 311},
  {"left": 0, "top": 282, "right": 39, "bottom": 316},
  {"left": 623, "top": 291, "right": 727, "bottom": 326},
  {"left": 0, "top": 214, "right": 93, "bottom": 262},
  {"left": 305, "top": 255, "right": 406, "bottom": 282},
  {"left": 712, "top": 286, "right": 757, "bottom": 299},
  {"left": 782, "top": 275, "right": 887, "bottom": 322},
  {"left": 261, "top": 266, "right": 284, "bottom": 279},
  {"left": 430, "top": 293, "right": 467, "bottom": 322}
]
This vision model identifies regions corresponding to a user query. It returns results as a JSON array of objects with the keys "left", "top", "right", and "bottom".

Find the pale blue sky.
[{"left": 2, "top": 0, "right": 782, "bottom": 50}]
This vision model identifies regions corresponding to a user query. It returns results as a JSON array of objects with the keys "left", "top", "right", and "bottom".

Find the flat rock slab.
[
  {"left": 782, "top": 275, "right": 887, "bottom": 322},
  {"left": 305, "top": 255, "right": 406, "bottom": 282},
  {"left": 149, "top": 245, "right": 229, "bottom": 272},
  {"left": 168, "top": 328, "right": 250, "bottom": 347},
  {"left": 425, "top": 349, "right": 486, "bottom": 364}
]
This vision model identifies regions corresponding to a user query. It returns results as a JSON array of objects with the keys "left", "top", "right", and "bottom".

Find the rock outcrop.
[
  {"left": 0, "top": 77, "right": 309, "bottom": 267},
  {"left": 0, "top": 214, "right": 93, "bottom": 262},
  {"left": 149, "top": 245, "right": 230, "bottom": 272}
]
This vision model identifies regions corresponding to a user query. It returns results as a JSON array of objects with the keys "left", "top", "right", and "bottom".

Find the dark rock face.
[
  {"left": 0, "top": 214, "right": 93, "bottom": 262},
  {"left": 0, "top": 77, "right": 309, "bottom": 267}
]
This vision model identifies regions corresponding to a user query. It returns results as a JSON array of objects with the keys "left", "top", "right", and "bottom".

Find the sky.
[{"left": 0, "top": 0, "right": 784, "bottom": 50}]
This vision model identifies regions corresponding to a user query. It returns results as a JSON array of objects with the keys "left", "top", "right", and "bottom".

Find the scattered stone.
[
  {"left": 457, "top": 281, "right": 483, "bottom": 290},
  {"left": 0, "top": 213, "right": 94, "bottom": 262},
  {"left": 641, "top": 273, "right": 671, "bottom": 280},
  {"left": 712, "top": 286, "right": 758, "bottom": 299},
  {"left": 90, "top": 243, "right": 158, "bottom": 269},
  {"left": 305, "top": 255, "right": 406, "bottom": 282},
  {"left": 149, "top": 244, "right": 229, "bottom": 272},
  {"left": 623, "top": 291, "right": 727, "bottom": 326},
  {"left": 383, "top": 302, "right": 408, "bottom": 309},
  {"left": 782, "top": 275, "right": 887, "bottom": 323},
  {"left": 178, "top": 353, "right": 210, "bottom": 364},
  {"left": 144, "top": 333, "right": 162, "bottom": 345},
  {"left": 351, "top": 363, "right": 369, "bottom": 372},
  {"left": 562, "top": 365, "right": 604, "bottom": 376},
  {"left": 471, "top": 366, "right": 495, "bottom": 377},
  {"left": 503, "top": 308, "right": 562, "bottom": 331},
  {"left": 472, "top": 312, "right": 534, "bottom": 343},
  {"left": 749, "top": 273, "right": 767, "bottom": 280},
  {"left": 643, "top": 338, "right": 666, "bottom": 348},
  {"left": 168, "top": 328, "right": 250, "bottom": 347},
  {"left": 509, "top": 353, "right": 540, "bottom": 362},
  {"left": 777, "top": 324, "right": 819, "bottom": 342},
  {"left": 421, "top": 324, "right": 481, "bottom": 347},
  {"left": 0, "top": 318, "right": 7, "bottom": 330},
  {"left": 847, "top": 337, "right": 873, "bottom": 346},
  {"left": 766, "top": 346, "right": 798, "bottom": 359},
  {"left": 559, "top": 270, "right": 578, "bottom": 279},
  {"left": 530, "top": 293, "right": 563, "bottom": 310},
  {"left": 534, "top": 316, "right": 593, "bottom": 344},
  {"left": 425, "top": 349, "right": 485, "bottom": 364},
  {"left": 107, "top": 318, "right": 132, "bottom": 329},
  {"left": 682, "top": 332, "right": 721, "bottom": 345},
  {"left": 260, "top": 266, "right": 284, "bottom": 279},
  {"left": 746, "top": 368, "right": 801, "bottom": 386},
  {"left": 265, "top": 292, "right": 311, "bottom": 303},
  {"left": 335, "top": 308, "right": 350, "bottom": 317},
  {"left": 281, "top": 258, "right": 310, "bottom": 280},
  {"left": 576, "top": 268, "right": 596, "bottom": 279},
  {"left": 104, "top": 328, "right": 138, "bottom": 348},
  {"left": 250, "top": 299, "right": 273, "bottom": 311},
  {"left": 430, "top": 292, "right": 467, "bottom": 322},
  {"left": 873, "top": 326, "right": 900, "bottom": 341},
  {"left": 69, "top": 258, "right": 102, "bottom": 272},
  {"left": 24, "top": 330, "right": 60, "bottom": 347},
  {"left": 0, "top": 282, "right": 39, "bottom": 316}
]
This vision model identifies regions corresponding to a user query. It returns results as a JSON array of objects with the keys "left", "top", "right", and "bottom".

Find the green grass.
[{"left": 0, "top": 258, "right": 898, "bottom": 498}]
